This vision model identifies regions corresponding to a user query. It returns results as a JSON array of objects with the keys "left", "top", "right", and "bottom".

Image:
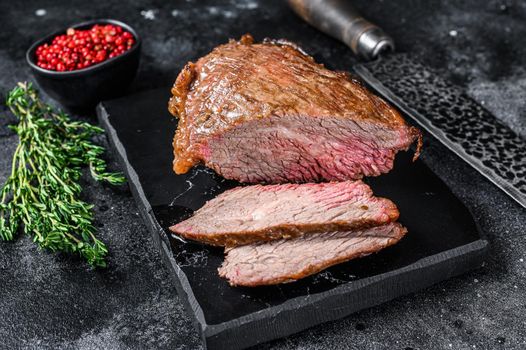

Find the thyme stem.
[{"left": 0, "top": 82, "right": 125, "bottom": 267}]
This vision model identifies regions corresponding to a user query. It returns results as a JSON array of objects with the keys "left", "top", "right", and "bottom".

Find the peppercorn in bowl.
[{"left": 26, "top": 19, "right": 141, "bottom": 108}]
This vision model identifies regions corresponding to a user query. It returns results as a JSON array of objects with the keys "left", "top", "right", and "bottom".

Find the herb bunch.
[{"left": 0, "top": 82, "right": 125, "bottom": 267}]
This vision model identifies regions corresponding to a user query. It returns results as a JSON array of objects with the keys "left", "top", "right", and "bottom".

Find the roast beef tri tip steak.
[
  {"left": 170, "top": 181, "right": 399, "bottom": 246},
  {"left": 168, "top": 34, "right": 422, "bottom": 183},
  {"left": 219, "top": 222, "right": 407, "bottom": 287}
]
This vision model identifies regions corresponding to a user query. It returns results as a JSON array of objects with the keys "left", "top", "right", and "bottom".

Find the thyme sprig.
[{"left": 0, "top": 82, "right": 125, "bottom": 267}]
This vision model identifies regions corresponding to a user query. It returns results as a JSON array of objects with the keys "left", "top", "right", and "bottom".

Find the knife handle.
[{"left": 287, "top": 0, "right": 394, "bottom": 60}]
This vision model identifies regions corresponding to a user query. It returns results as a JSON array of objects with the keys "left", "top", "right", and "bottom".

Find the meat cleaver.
[{"left": 288, "top": 0, "right": 526, "bottom": 208}]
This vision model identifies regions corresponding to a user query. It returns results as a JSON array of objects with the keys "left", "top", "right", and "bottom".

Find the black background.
[{"left": 0, "top": 1, "right": 525, "bottom": 349}]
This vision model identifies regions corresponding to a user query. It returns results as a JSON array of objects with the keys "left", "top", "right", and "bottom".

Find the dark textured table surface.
[{"left": 1, "top": 1, "right": 525, "bottom": 349}]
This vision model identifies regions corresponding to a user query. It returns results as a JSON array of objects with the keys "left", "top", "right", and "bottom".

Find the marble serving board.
[{"left": 97, "top": 88, "right": 489, "bottom": 350}]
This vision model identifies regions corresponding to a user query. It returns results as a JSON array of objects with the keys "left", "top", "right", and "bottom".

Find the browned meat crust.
[{"left": 169, "top": 34, "right": 421, "bottom": 183}]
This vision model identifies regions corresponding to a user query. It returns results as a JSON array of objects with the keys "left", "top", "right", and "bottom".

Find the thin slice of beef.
[
  {"left": 219, "top": 222, "right": 407, "bottom": 287},
  {"left": 170, "top": 181, "right": 398, "bottom": 246},
  {"left": 169, "top": 34, "right": 421, "bottom": 183}
]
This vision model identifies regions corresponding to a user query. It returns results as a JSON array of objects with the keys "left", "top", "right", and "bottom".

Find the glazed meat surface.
[{"left": 169, "top": 34, "right": 421, "bottom": 183}]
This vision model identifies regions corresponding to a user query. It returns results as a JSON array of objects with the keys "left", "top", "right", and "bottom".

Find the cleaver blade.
[
  {"left": 354, "top": 54, "right": 526, "bottom": 208},
  {"left": 288, "top": 0, "right": 526, "bottom": 208}
]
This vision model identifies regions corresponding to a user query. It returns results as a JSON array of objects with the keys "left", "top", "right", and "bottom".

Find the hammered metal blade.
[{"left": 354, "top": 54, "right": 526, "bottom": 208}]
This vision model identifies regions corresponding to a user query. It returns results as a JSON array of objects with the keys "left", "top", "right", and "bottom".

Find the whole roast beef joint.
[
  {"left": 168, "top": 35, "right": 419, "bottom": 286},
  {"left": 169, "top": 34, "right": 421, "bottom": 184}
]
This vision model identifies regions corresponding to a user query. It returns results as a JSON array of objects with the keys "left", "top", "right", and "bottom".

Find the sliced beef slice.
[
  {"left": 170, "top": 181, "right": 399, "bottom": 246},
  {"left": 219, "top": 222, "right": 407, "bottom": 287}
]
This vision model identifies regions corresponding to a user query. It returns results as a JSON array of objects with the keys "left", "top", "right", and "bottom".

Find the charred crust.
[
  {"left": 239, "top": 33, "right": 254, "bottom": 45},
  {"left": 169, "top": 62, "right": 196, "bottom": 118},
  {"left": 411, "top": 126, "right": 423, "bottom": 161}
]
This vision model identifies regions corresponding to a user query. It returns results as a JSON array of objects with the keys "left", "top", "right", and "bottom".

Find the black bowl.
[{"left": 26, "top": 19, "right": 141, "bottom": 109}]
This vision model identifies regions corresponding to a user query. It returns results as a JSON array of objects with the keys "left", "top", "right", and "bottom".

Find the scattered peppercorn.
[{"left": 35, "top": 24, "right": 135, "bottom": 72}]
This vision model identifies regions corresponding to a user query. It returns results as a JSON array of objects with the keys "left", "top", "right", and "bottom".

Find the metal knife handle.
[{"left": 287, "top": 0, "right": 394, "bottom": 60}]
